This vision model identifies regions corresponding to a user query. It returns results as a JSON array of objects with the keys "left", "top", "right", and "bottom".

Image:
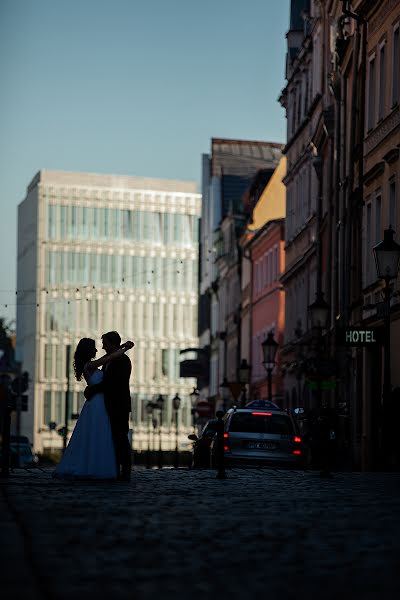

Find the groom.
[{"left": 84, "top": 331, "right": 132, "bottom": 481}]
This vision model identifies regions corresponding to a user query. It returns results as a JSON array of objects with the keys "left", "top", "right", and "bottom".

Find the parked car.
[
  {"left": 210, "top": 407, "right": 305, "bottom": 468},
  {"left": 0, "top": 435, "right": 39, "bottom": 468},
  {"left": 188, "top": 419, "right": 218, "bottom": 468}
]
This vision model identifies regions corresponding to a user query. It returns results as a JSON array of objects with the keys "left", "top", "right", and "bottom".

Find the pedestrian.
[{"left": 307, "top": 402, "right": 339, "bottom": 478}]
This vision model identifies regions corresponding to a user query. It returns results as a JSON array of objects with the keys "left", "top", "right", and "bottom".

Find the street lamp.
[
  {"left": 146, "top": 401, "right": 155, "bottom": 469},
  {"left": 308, "top": 291, "right": 330, "bottom": 408},
  {"left": 156, "top": 394, "right": 164, "bottom": 469},
  {"left": 262, "top": 332, "right": 279, "bottom": 403},
  {"left": 237, "top": 359, "right": 251, "bottom": 407},
  {"left": 190, "top": 387, "right": 199, "bottom": 433},
  {"left": 219, "top": 377, "right": 230, "bottom": 412},
  {"left": 373, "top": 227, "right": 400, "bottom": 463},
  {"left": 308, "top": 291, "right": 330, "bottom": 330},
  {"left": 172, "top": 393, "right": 181, "bottom": 469}
]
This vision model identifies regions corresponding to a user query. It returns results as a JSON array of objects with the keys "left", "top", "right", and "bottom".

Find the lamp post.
[
  {"left": 308, "top": 291, "right": 330, "bottom": 408},
  {"left": 190, "top": 387, "right": 199, "bottom": 433},
  {"left": 373, "top": 227, "right": 400, "bottom": 463},
  {"left": 172, "top": 393, "right": 181, "bottom": 469},
  {"left": 237, "top": 359, "right": 251, "bottom": 407},
  {"left": 146, "top": 401, "right": 155, "bottom": 469},
  {"left": 262, "top": 332, "right": 279, "bottom": 403},
  {"left": 156, "top": 394, "right": 164, "bottom": 469},
  {"left": 294, "top": 320, "right": 304, "bottom": 411}
]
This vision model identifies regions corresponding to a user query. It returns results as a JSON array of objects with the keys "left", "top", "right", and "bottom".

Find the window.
[
  {"left": 71, "top": 206, "right": 77, "bottom": 237},
  {"left": 104, "top": 208, "right": 110, "bottom": 239},
  {"left": 366, "top": 201, "right": 372, "bottom": 283},
  {"left": 368, "top": 56, "right": 376, "bottom": 130},
  {"left": 54, "top": 391, "right": 63, "bottom": 424},
  {"left": 229, "top": 413, "right": 294, "bottom": 435},
  {"left": 393, "top": 26, "right": 400, "bottom": 106},
  {"left": 56, "top": 345, "right": 63, "bottom": 379},
  {"left": 378, "top": 43, "right": 386, "bottom": 120},
  {"left": 122, "top": 210, "right": 132, "bottom": 239},
  {"left": 44, "top": 391, "right": 52, "bottom": 425},
  {"left": 112, "top": 209, "right": 120, "bottom": 239},
  {"left": 162, "top": 349, "right": 169, "bottom": 377},
  {"left": 82, "top": 207, "right": 88, "bottom": 238},
  {"left": 389, "top": 179, "right": 396, "bottom": 230},
  {"left": 92, "top": 208, "right": 99, "bottom": 238},
  {"left": 48, "top": 205, "right": 56, "bottom": 239},
  {"left": 60, "top": 206, "right": 67, "bottom": 239},
  {"left": 44, "top": 344, "right": 52, "bottom": 378},
  {"left": 143, "top": 211, "right": 153, "bottom": 241}
]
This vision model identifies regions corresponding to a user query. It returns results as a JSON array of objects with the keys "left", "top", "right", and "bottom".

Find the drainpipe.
[{"left": 344, "top": 19, "right": 361, "bottom": 325}]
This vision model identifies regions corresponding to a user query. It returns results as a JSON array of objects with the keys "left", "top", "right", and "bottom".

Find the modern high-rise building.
[{"left": 16, "top": 170, "right": 201, "bottom": 454}]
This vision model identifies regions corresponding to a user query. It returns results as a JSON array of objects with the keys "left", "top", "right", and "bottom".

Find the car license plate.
[{"left": 246, "top": 441, "right": 277, "bottom": 450}]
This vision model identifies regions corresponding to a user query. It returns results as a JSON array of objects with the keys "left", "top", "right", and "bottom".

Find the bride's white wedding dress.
[{"left": 53, "top": 369, "right": 117, "bottom": 480}]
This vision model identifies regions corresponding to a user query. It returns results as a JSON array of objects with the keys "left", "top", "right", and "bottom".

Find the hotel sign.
[{"left": 337, "top": 328, "right": 384, "bottom": 347}]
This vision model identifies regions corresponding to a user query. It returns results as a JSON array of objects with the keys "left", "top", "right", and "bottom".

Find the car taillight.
[
  {"left": 223, "top": 433, "right": 229, "bottom": 451},
  {"left": 292, "top": 450, "right": 302, "bottom": 455},
  {"left": 294, "top": 436, "right": 302, "bottom": 443},
  {"left": 251, "top": 412, "right": 272, "bottom": 416}
]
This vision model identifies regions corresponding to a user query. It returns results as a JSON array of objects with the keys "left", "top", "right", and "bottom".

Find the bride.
[{"left": 53, "top": 338, "right": 134, "bottom": 480}]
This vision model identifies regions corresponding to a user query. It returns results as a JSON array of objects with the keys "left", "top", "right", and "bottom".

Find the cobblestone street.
[{"left": 1, "top": 467, "right": 400, "bottom": 600}]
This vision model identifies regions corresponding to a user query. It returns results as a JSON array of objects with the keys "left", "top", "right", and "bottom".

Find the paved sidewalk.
[{"left": 1, "top": 467, "right": 400, "bottom": 600}]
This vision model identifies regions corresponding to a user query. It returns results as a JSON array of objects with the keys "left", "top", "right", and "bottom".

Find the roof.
[
  {"left": 211, "top": 138, "right": 283, "bottom": 178},
  {"left": 27, "top": 170, "right": 199, "bottom": 195}
]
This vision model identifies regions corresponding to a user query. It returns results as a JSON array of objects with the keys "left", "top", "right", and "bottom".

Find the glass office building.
[{"left": 16, "top": 170, "right": 201, "bottom": 453}]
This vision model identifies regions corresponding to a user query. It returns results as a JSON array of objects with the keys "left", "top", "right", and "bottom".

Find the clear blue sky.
[{"left": 0, "top": 0, "right": 290, "bottom": 324}]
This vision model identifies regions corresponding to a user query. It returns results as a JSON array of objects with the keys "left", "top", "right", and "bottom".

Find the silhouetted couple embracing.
[{"left": 53, "top": 331, "right": 134, "bottom": 481}]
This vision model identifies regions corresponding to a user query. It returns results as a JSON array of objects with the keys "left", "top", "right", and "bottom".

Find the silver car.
[{"left": 210, "top": 407, "right": 304, "bottom": 468}]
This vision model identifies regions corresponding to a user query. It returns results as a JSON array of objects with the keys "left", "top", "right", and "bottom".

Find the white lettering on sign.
[{"left": 345, "top": 329, "right": 377, "bottom": 343}]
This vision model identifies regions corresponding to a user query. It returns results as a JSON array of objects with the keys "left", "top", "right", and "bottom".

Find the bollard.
[{"left": 216, "top": 410, "right": 227, "bottom": 479}]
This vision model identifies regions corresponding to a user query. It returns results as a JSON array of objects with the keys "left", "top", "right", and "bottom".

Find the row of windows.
[
  {"left": 45, "top": 251, "right": 198, "bottom": 291},
  {"left": 286, "top": 166, "right": 313, "bottom": 241},
  {"left": 47, "top": 205, "right": 199, "bottom": 245},
  {"left": 287, "top": 26, "right": 322, "bottom": 140},
  {"left": 367, "top": 24, "right": 400, "bottom": 131},
  {"left": 364, "top": 178, "right": 398, "bottom": 287},
  {"left": 254, "top": 246, "right": 280, "bottom": 294},
  {"left": 44, "top": 298, "right": 198, "bottom": 339},
  {"left": 44, "top": 187, "right": 197, "bottom": 205}
]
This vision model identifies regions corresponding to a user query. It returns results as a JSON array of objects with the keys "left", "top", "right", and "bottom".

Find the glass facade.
[
  {"left": 46, "top": 204, "right": 199, "bottom": 245},
  {"left": 44, "top": 250, "right": 197, "bottom": 291},
  {"left": 37, "top": 180, "right": 200, "bottom": 447}
]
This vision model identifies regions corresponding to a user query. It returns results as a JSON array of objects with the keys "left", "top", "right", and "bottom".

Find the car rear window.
[{"left": 228, "top": 413, "right": 294, "bottom": 435}]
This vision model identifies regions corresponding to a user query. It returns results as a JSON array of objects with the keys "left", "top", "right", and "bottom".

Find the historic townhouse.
[
  {"left": 198, "top": 139, "right": 281, "bottom": 412},
  {"left": 280, "top": 0, "right": 333, "bottom": 413}
]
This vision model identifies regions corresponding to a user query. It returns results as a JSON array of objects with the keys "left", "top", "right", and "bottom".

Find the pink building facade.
[{"left": 248, "top": 219, "right": 285, "bottom": 404}]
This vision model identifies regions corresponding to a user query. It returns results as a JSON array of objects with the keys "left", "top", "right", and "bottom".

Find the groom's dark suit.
[{"left": 85, "top": 354, "right": 132, "bottom": 477}]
